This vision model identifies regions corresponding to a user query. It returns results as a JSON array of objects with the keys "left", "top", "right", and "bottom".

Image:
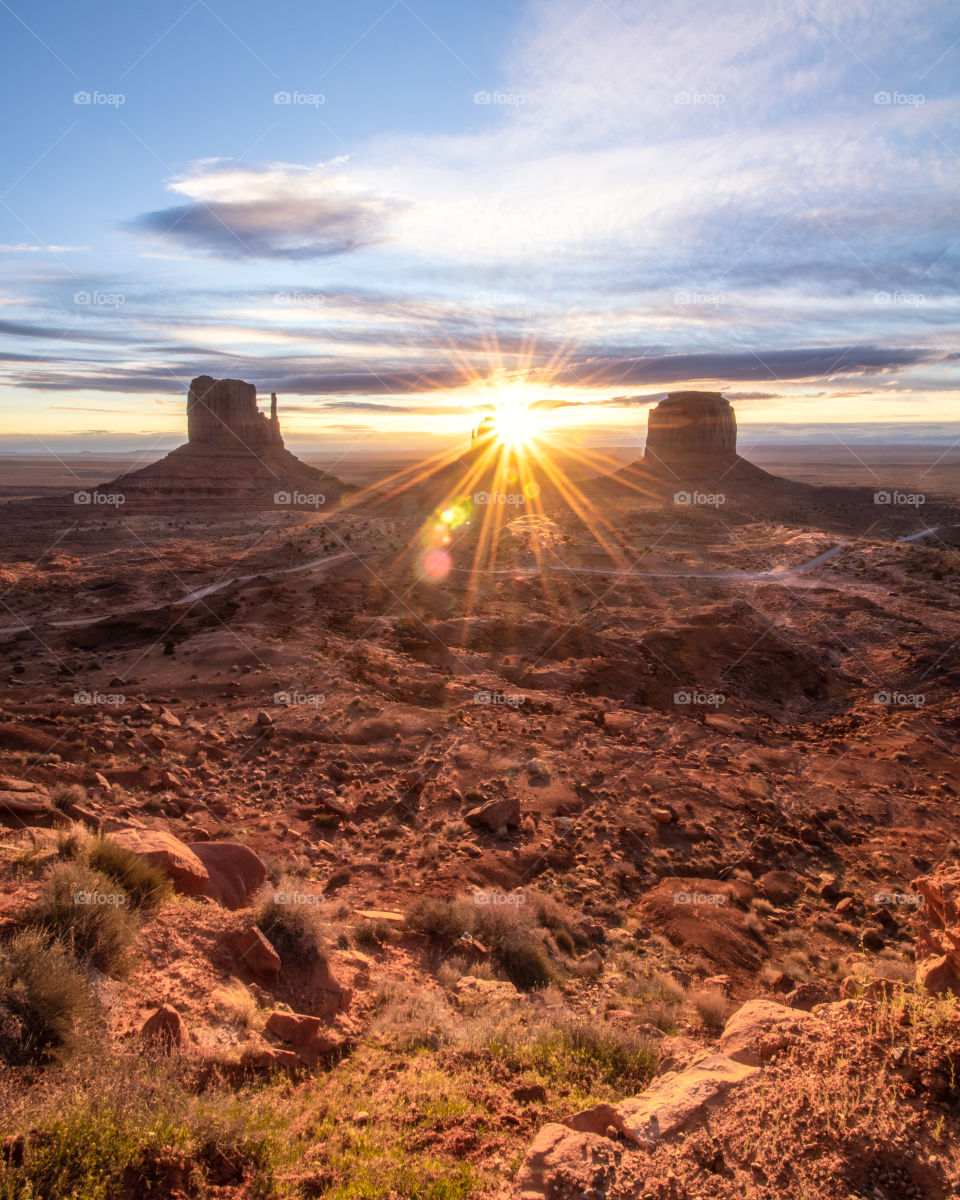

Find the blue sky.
[{"left": 1, "top": 0, "right": 958, "bottom": 453}]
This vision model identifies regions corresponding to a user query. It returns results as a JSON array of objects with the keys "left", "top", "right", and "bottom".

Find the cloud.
[{"left": 130, "top": 161, "right": 404, "bottom": 260}]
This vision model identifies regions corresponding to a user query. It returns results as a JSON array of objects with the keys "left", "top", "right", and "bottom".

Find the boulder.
[
  {"left": 464, "top": 795, "right": 520, "bottom": 832},
  {"left": 231, "top": 926, "right": 282, "bottom": 981},
  {"left": 141, "top": 1005, "right": 186, "bottom": 1051},
  {"left": 516, "top": 1123, "right": 620, "bottom": 1200},
  {"left": 718, "top": 998, "right": 822, "bottom": 1067},
  {"left": 187, "top": 841, "right": 267, "bottom": 909},
  {"left": 913, "top": 865, "right": 960, "bottom": 997},
  {"left": 265, "top": 1009, "right": 341, "bottom": 1066},
  {"left": 613, "top": 1052, "right": 758, "bottom": 1146},
  {"left": 108, "top": 828, "right": 209, "bottom": 896}
]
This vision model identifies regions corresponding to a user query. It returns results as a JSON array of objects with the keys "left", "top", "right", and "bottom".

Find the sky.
[{"left": 0, "top": 0, "right": 958, "bottom": 455}]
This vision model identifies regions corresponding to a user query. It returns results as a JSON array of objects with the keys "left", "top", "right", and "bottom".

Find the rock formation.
[
  {"left": 102, "top": 376, "right": 349, "bottom": 504},
  {"left": 644, "top": 391, "right": 738, "bottom": 468},
  {"left": 186, "top": 376, "right": 283, "bottom": 450}
]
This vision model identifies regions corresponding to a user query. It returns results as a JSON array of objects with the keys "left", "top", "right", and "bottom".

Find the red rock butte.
[
  {"left": 105, "top": 375, "right": 348, "bottom": 504},
  {"left": 644, "top": 391, "right": 738, "bottom": 468}
]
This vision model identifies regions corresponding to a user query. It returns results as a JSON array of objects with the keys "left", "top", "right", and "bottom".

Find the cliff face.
[
  {"left": 644, "top": 392, "right": 737, "bottom": 466},
  {"left": 186, "top": 376, "right": 283, "bottom": 451}
]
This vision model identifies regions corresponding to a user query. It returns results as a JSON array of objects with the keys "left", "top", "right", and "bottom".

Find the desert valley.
[{"left": 0, "top": 380, "right": 958, "bottom": 1198}]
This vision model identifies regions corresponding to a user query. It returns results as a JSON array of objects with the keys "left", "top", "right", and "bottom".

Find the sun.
[{"left": 491, "top": 400, "right": 541, "bottom": 447}]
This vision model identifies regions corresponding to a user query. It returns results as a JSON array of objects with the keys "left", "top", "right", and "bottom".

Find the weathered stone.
[
  {"left": 108, "top": 828, "right": 209, "bottom": 896},
  {"left": 141, "top": 1004, "right": 186, "bottom": 1051},
  {"left": 232, "top": 926, "right": 282, "bottom": 981},
  {"left": 613, "top": 1052, "right": 759, "bottom": 1146},
  {"left": 719, "top": 998, "right": 822, "bottom": 1066},
  {"left": 264, "top": 1010, "right": 341, "bottom": 1066},
  {"left": 464, "top": 795, "right": 520, "bottom": 831},
  {"left": 516, "top": 1123, "right": 620, "bottom": 1200},
  {"left": 188, "top": 841, "right": 267, "bottom": 909},
  {"left": 913, "top": 865, "right": 960, "bottom": 997}
]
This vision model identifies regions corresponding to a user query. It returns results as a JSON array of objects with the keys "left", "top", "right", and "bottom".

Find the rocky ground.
[{"left": 0, "top": 476, "right": 958, "bottom": 1198}]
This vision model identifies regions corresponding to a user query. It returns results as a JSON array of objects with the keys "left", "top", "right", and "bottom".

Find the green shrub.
[
  {"left": 25, "top": 863, "right": 138, "bottom": 975},
  {"left": 84, "top": 836, "right": 172, "bottom": 911},
  {"left": 474, "top": 909, "right": 558, "bottom": 991},
  {"left": 0, "top": 929, "right": 96, "bottom": 1064},
  {"left": 254, "top": 879, "right": 327, "bottom": 965}
]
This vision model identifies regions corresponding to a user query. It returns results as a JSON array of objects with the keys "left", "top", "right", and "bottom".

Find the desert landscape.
[
  {"left": 0, "top": 378, "right": 958, "bottom": 1198},
  {"left": 2, "top": 0, "right": 959, "bottom": 1196}
]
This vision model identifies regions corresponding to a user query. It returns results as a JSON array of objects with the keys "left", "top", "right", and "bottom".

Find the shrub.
[
  {"left": 25, "top": 863, "right": 138, "bottom": 974},
  {"left": 486, "top": 1016, "right": 659, "bottom": 1097},
  {"left": 690, "top": 987, "right": 735, "bottom": 1032},
  {"left": 85, "top": 836, "right": 172, "bottom": 910},
  {"left": 254, "top": 878, "right": 327, "bottom": 965},
  {"left": 474, "top": 908, "right": 559, "bottom": 990},
  {"left": 49, "top": 784, "right": 87, "bottom": 813},
  {"left": 0, "top": 929, "right": 96, "bottom": 1064},
  {"left": 405, "top": 897, "right": 473, "bottom": 942}
]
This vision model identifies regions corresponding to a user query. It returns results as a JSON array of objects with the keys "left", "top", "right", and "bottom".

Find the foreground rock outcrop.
[{"left": 913, "top": 864, "right": 960, "bottom": 996}]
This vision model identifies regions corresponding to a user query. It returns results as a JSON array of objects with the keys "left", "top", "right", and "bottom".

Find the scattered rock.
[
  {"left": 913, "top": 865, "right": 960, "bottom": 997},
  {"left": 265, "top": 1009, "right": 342, "bottom": 1066},
  {"left": 231, "top": 926, "right": 282, "bottom": 981},
  {"left": 140, "top": 1005, "right": 186, "bottom": 1052},
  {"left": 516, "top": 1123, "right": 619, "bottom": 1200},
  {"left": 188, "top": 840, "right": 267, "bottom": 909},
  {"left": 464, "top": 795, "right": 520, "bottom": 832}
]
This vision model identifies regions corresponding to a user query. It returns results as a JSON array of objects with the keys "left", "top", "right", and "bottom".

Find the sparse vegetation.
[
  {"left": 24, "top": 863, "right": 138, "bottom": 975},
  {"left": 0, "top": 930, "right": 96, "bottom": 1065}
]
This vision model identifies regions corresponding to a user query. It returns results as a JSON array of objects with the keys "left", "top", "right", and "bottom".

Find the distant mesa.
[{"left": 105, "top": 376, "right": 349, "bottom": 504}]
